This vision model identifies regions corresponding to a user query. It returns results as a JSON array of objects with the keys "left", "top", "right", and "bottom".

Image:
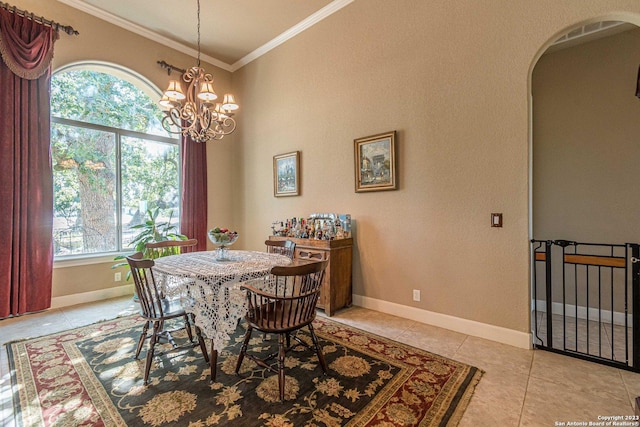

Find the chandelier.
[{"left": 159, "top": 0, "right": 238, "bottom": 143}]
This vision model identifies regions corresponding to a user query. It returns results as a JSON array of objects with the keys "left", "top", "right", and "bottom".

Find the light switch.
[{"left": 491, "top": 213, "right": 503, "bottom": 227}]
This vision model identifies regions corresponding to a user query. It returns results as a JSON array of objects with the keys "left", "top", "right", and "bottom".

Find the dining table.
[{"left": 152, "top": 249, "right": 292, "bottom": 380}]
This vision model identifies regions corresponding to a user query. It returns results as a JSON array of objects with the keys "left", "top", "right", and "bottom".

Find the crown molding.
[
  {"left": 58, "top": 0, "right": 353, "bottom": 73},
  {"left": 230, "top": 0, "right": 354, "bottom": 71},
  {"left": 56, "top": 0, "right": 233, "bottom": 72}
]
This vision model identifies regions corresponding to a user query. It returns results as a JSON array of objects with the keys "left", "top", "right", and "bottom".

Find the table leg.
[{"left": 210, "top": 339, "right": 218, "bottom": 383}]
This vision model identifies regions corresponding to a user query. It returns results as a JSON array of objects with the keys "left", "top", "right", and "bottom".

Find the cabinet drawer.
[{"left": 295, "top": 248, "right": 328, "bottom": 261}]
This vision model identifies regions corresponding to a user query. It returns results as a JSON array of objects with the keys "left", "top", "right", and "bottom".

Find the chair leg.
[
  {"left": 308, "top": 323, "right": 328, "bottom": 374},
  {"left": 144, "top": 321, "right": 160, "bottom": 385},
  {"left": 183, "top": 314, "right": 194, "bottom": 343},
  {"left": 135, "top": 321, "right": 150, "bottom": 359},
  {"left": 209, "top": 339, "right": 218, "bottom": 383},
  {"left": 235, "top": 325, "right": 253, "bottom": 374},
  {"left": 278, "top": 333, "right": 286, "bottom": 402},
  {"left": 195, "top": 325, "right": 209, "bottom": 363}
]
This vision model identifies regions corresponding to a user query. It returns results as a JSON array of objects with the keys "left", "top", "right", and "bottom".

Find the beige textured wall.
[
  {"left": 533, "top": 28, "right": 640, "bottom": 243},
  {"left": 233, "top": 0, "right": 640, "bottom": 333},
  {"left": 10, "top": 0, "right": 235, "bottom": 297}
]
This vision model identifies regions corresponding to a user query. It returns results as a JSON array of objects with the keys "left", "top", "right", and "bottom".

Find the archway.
[{"left": 529, "top": 19, "right": 640, "bottom": 371}]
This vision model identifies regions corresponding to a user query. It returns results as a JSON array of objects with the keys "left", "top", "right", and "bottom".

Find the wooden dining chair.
[
  {"left": 264, "top": 239, "right": 296, "bottom": 259},
  {"left": 126, "top": 252, "right": 209, "bottom": 385},
  {"left": 235, "top": 260, "right": 329, "bottom": 401},
  {"left": 144, "top": 238, "right": 198, "bottom": 259}
]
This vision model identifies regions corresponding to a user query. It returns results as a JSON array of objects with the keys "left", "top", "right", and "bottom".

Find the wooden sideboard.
[{"left": 268, "top": 236, "right": 353, "bottom": 316}]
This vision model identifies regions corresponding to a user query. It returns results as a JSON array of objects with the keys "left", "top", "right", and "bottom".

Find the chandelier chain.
[{"left": 196, "top": 0, "right": 201, "bottom": 67}]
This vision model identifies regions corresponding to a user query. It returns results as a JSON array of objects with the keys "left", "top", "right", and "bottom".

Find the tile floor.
[
  {"left": 1, "top": 296, "right": 639, "bottom": 426},
  {"left": 533, "top": 311, "right": 633, "bottom": 363}
]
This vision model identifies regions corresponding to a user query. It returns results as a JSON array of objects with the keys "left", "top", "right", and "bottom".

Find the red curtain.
[
  {"left": 180, "top": 136, "right": 208, "bottom": 251},
  {"left": 0, "top": 9, "right": 57, "bottom": 318}
]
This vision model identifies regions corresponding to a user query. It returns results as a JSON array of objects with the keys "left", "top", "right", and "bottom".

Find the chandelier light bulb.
[
  {"left": 197, "top": 81, "right": 217, "bottom": 101},
  {"left": 164, "top": 80, "right": 185, "bottom": 100},
  {"left": 214, "top": 103, "right": 228, "bottom": 119},
  {"left": 159, "top": 94, "right": 177, "bottom": 109},
  {"left": 221, "top": 93, "right": 239, "bottom": 111}
]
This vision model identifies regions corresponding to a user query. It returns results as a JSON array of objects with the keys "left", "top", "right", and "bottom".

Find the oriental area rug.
[{"left": 7, "top": 315, "right": 482, "bottom": 426}]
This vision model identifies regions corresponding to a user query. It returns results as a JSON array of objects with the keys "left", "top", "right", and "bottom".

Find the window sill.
[{"left": 53, "top": 253, "right": 124, "bottom": 269}]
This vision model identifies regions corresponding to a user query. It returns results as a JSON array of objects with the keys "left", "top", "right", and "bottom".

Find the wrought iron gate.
[{"left": 531, "top": 239, "right": 640, "bottom": 371}]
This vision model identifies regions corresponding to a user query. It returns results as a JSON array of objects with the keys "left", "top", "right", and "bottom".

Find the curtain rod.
[
  {"left": 157, "top": 60, "right": 186, "bottom": 75},
  {"left": 0, "top": 2, "right": 78, "bottom": 36}
]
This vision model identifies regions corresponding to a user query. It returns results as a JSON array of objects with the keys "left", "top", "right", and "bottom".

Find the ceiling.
[{"left": 57, "top": 0, "right": 351, "bottom": 71}]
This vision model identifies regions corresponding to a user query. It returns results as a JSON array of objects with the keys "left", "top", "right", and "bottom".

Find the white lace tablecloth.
[{"left": 152, "top": 250, "right": 291, "bottom": 351}]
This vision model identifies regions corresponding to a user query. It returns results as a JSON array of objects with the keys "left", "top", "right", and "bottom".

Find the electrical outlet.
[
  {"left": 114, "top": 272, "right": 122, "bottom": 282},
  {"left": 412, "top": 289, "right": 421, "bottom": 302}
]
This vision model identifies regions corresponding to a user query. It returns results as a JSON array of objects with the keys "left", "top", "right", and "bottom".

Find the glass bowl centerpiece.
[{"left": 208, "top": 227, "right": 238, "bottom": 261}]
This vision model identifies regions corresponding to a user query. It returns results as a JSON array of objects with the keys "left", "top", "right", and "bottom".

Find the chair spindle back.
[
  {"left": 126, "top": 252, "right": 165, "bottom": 319},
  {"left": 245, "top": 260, "right": 328, "bottom": 332},
  {"left": 145, "top": 238, "right": 198, "bottom": 259},
  {"left": 264, "top": 239, "right": 296, "bottom": 259}
]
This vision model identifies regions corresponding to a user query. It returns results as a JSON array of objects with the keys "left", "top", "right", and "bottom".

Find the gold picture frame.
[
  {"left": 273, "top": 151, "right": 300, "bottom": 197},
  {"left": 354, "top": 131, "right": 397, "bottom": 192}
]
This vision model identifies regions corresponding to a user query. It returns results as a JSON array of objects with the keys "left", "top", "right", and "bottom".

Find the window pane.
[
  {"left": 51, "top": 70, "right": 167, "bottom": 136},
  {"left": 52, "top": 123, "right": 117, "bottom": 255},
  {"left": 121, "top": 136, "right": 180, "bottom": 249}
]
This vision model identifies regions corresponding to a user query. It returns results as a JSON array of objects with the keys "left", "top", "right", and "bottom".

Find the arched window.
[{"left": 51, "top": 62, "right": 180, "bottom": 257}]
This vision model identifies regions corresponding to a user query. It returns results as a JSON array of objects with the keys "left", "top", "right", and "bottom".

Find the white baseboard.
[
  {"left": 51, "top": 284, "right": 135, "bottom": 309},
  {"left": 51, "top": 288, "right": 532, "bottom": 349},
  {"left": 353, "top": 294, "right": 532, "bottom": 349},
  {"left": 532, "top": 299, "right": 630, "bottom": 326}
]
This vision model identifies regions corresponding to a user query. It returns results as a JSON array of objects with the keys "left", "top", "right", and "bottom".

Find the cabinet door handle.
[{"left": 298, "top": 250, "right": 324, "bottom": 260}]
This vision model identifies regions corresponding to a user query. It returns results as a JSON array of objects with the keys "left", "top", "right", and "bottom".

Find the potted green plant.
[{"left": 112, "top": 207, "right": 187, "bottom": 280}]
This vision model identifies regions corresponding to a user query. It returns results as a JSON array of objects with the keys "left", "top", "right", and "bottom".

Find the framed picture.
[
  {"left": 273, "top": 151, "right": 300, "bottom": 197},
  {"left": 354, "top": 131, "right": 397, "bottom": 192}
]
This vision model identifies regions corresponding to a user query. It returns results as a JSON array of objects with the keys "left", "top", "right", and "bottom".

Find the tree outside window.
[{"left": 51, "top": 66, "right": 180, "bottom": 257}]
